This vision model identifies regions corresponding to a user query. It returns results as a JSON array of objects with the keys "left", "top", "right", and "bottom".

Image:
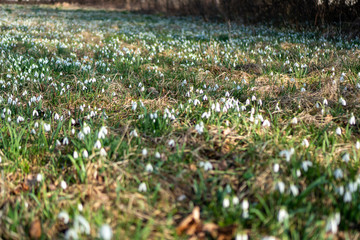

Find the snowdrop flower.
[
  {"left": 302, "top": 139, "right": 309, "bottom": 148},
  {"left": 262, "top": 237, "right": 276, "bottom": 240},
  {"left": 43, "top": 123, "right": 51, "bottom": 132},
  {"left": 100, "top": 148, "right": 107, "bottom": 157},
  {"left": 62, "top": 137, "right": 69, "bottom": 145},
  {"left": 301, "top": 161, "right": 313, "bottom": 172},
  {"left": 278, "top": 208, "right": 289, "bottom": 223},
  {"left": 132, "top": 101, "right": 137, "bottom": 111},
  {"left": 349, "top": 114, "right": 356, "bottom": 125},
  {"left": 290, "top": 184, "right": 299, "bottom": 196},
  {"left": 223, "top": 198, "right": 230, "bottom": 208},
  {"left": 279, "top": 148, "right": 294, "bottom": 162},
  {"left": 99, "top": 224, "right": 113, "bottom": 240},
  {"left": 138, "top": 182, "right": 147, "bottom": 192},
  {"left": 155, "top": 152, "right": 161, "bottom": 158},
  {"left": 94, "top": 140, "right": 102, "bottom": 149},
  {"left": 242, "top": 199, "right": 249, "bottom": 211},
  {"left": 58, "top": 211, "right": 69, "bottom": 224},
  {"left": 36, "top": 173, "right": 43, "bottom": 182},
  {"left": 232, "top": 196, "right": 239, "bottom": 205},
  {"left": 339, "top": 97, "right": 346, "bottom": 106},
  {"left": 326, "top": 213, "right": 340, "bottom": 234},
  {"left": 336, "top": 186, "right": 345, "bottom": 196},
  {"left": 145, "top": 163, "right": 153, "bottom": 173},
  {"left": 98, "top": 126, "right": 108, "bottom": 139},
  {"left": 82, "top": 150, "right": 89, "bottom": 158},
  {"left": 168, "top": 139, "right": 175, "bottom": 147},
  {"left": 74, "top": 215, "right": 91, "bottom": 235},
  {"left": 334, "top": 168, "right": 343, "bottom": 179},
  {"left": 83, "top": 125, "right": 91, "bottom": 135},
  {"left": 344, "top": 191, "right": 352, "bottom": 202},
  {"left": 65, "top": 228, "right": 78, "bottom": 240},
  {"left": 342, "top": 153, "right": 350, "bottom": 163},
  {"left": 356, "top": 141, "right": 360, "bottom": 150},
  {"left": 78, "top": 203, "right": 83, "bottom": 212},
  {"left": 291, "top": 117, "right": 298, "bottom": 125},
  {"left": 195, "top": 122, "right": 204, "bottom": 134},
  {"left": 273, "top": 163, "right": 280, "bottom": 173},
  {"left": 199, "top": 161, "right": 213, "bottom": 171},
  {"left": 236, "top": 233, "right": 248, "bottom": 240},
  {"left": 61, "top": 180, "right": 67, "bottom": 190},
  {"left": 262, "top": 120, "right": 271, "bottom": 127},
  {"left": 130, "top": 129, "right": 138, "bottom": 137},
  {"left": 142, "top": 148, "right": 148, "bottom": 157},
  {"left": 276, "top": 181, "right": 285, "bottom": 194},
  {"left": 73, "top": 151, "right": 79, "bottom": 159},
  {"left": 323, "top": 98, "right": 328, "bottom": 105},
  {"left": 336, "top": 127, "right": 342, "bottom": 135}
]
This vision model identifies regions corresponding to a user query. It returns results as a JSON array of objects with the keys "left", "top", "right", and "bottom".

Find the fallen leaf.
[{"left": 29, "top": 219, "right": 41, "bottom": 239}]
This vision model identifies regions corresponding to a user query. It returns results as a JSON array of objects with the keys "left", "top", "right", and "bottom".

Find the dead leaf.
[
  {"left": 29, "top": 219, "right": 41, "bottom": 239},
  {"left": 176, "top": 207, "right": 237, "bottom": 240}
]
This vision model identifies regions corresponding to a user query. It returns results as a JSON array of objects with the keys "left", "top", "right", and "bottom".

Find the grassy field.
[{"left": 0, "top": 4, "right": 360, "bottom": 240}]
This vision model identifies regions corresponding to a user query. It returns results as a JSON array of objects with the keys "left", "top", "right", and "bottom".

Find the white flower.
[
  {"left": 73, "top": 151, "right": 79, "bottom": 159},
  {"left": 61, "top": 180, "right": 67, "bottom": 190},
  {"left": 62, "top": 137, "right": 69, "bottom": 145},
  {"left": 290, "top": 184, "right": 299, "bottom": 196},
  {"left": 199, "top": 161, "right": 213, "bottom": 171},
  {"left": 82, "top": 150, "right": 89, "bottom": 158},
  {"left": 130, "top": 129, "right": 138, "bottom": 137},
  {"left": 356, "top": 141, "right": 360, "bottom": 150},
  {"left": 94, "top": 140, "right": 102, "bottom": 149},
  {"left": 276, "top": 181, "right": 285, "bottom": 194},
  {"left": 83, "top": 125, "right": 91, "bottom": 135},
  {"left": 301, "top": 161, "right": 313, "bottom": 172},
  {"left": 291, "top": 117, "right": 298, "bottom": 125},
  {"left": 65, "top": 228, "right": 78, "bottom": 240},
  {"left": 58, "top": 211, "right": 69, "bottom": 224},
  {"left": 335, "top": 127, "right": 342, "bottom": 135},
  {"left": 43, "top": 123, "right": 51, "bottom": 132},
  {"left": 241, "top": 199, "right": 249, "bottom": 210},
  {"left": 262, "top": 120, "right": 271, "bottom": 127},
  {"left": 142, "top": 148, "right": 148, "bottom": 157},
  {"left": 155, "top": 152, "right": 161, "bottom": 158},
  {"left": 99, "top": 224, "right": 113, "bottom": 240},
  {"left": 323, "top": 98, "right": 328, "bottom": 105},
  {"left": 37, "top": 173, "right": 43, "bottom": 182},
  {"left": 334, "top": 168, "right": 343, "bottom": 179},
  {"left": 342, "top": 153, "right": 350, "bottom": 162},
  {"left": 232, "top": 196, "right": 239, "bottom": 205},
  {"left": 273, "top": 163, "right": 280, "bottom": 173},
  {"left": 78, "top": 203, "right": 83, "bottom": 212},
  {"left": 277, "top": 208, "right": 289, "bottom": 223},
  {"left": 302, "top": 139, "right": 310, "bottom": 148},
  {"left": 100, "top": 148, "right": 107, "bottom": 157},
  {"left": 168, "top": 139, "right": 175, "bottom": 147},
  {"left": 279, "top": 148, "right": 294, "bottom": 162},
  {"left": 344, "top": 191, "right": 352, "bottom": 202},
  {"left": 138, "top": 182, "right": 147, "bottom": 192},
  {"left": 223, "top": 198, "right": 230, "bottom": 208},
  {"left": 236, "top": 233, "right": 248, "bottom": 240},
  {"left": 195, "top": 122, "right": 204, "bottom": 134},
  {"left": 326, "top": 213, "right": 340, "bottom": 234},
  {"left": 145, "top": 163, "right": 153, "bottom": 173},
  {"left": 349, "top": 114, "right": 356, "bottom": 125},
  {"left": 339, "top": 97, "right": 346, "bottom": 106},
  {"left": 132, "top": 101, "right": 137, "bottom": 111},
  {"left": 74, "top": 214, "right": 91, "bottom": 235}
]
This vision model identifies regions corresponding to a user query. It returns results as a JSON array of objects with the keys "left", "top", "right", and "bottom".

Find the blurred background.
[{"left": 1, "top": 0, "right": 359, "bottom": 35}]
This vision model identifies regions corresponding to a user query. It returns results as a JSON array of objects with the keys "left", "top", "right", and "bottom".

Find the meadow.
[{"left": 0, "top": 4, "right": 360, "bottom": 239}]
